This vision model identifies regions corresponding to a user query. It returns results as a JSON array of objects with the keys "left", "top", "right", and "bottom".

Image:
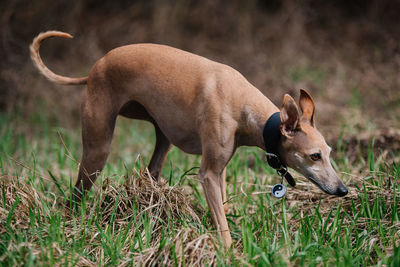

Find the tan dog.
[{"left": 30, "top": 31, "right": 348, "bottom": 248}]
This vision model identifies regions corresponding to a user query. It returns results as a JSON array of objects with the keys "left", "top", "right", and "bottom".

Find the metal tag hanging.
[
  {"left": 272, "top": 183, "right": 286, "bottom": 198},
  {"left": 271, "top": 168, "right": 287, "bottom": 198}
]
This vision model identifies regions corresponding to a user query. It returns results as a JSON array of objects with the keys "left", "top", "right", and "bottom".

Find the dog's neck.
[{"left": 238, "top": 90, "right": 279, "bottom": 150}]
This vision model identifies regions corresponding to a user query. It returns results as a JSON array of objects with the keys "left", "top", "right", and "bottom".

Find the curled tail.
[{"left": 30, "top": 31, "right": 88, "bottom": 85}]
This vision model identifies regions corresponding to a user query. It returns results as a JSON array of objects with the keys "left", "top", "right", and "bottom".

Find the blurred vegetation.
[{"left": 1, "top": 0, "right": 399, "bottom": 132}]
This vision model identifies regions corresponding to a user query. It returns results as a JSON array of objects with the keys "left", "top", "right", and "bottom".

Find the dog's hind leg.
[
  {"left": 71, "top": 92, "right": 118, "bottom": 204},
  {"left": 147, "top": 124, "right": 171, "bottom": 181},
  {"left": 119, "top": 101, "right": 171, "bottom": 182}
]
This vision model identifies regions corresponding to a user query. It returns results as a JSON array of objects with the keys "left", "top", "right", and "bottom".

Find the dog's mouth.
[{"left": 306, "top": 175, "right": 336, "bottom": 195}]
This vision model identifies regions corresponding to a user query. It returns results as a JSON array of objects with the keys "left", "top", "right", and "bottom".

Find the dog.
[{"left": 30, "top": 31, "right": 348, "bottom": 248}]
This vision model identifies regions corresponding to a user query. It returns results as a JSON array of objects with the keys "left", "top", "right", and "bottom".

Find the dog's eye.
[{"left": 310, "top": 153, "right": 322, "bottom": 161}]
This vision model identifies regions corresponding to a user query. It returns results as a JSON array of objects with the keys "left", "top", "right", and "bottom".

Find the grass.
[{"left": 0, "top": 109, "right": 399, "bottom": 266}]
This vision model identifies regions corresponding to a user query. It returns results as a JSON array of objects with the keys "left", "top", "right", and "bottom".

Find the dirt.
[{"left": 331, "top": 128, "right": 400, "bottom": 164}]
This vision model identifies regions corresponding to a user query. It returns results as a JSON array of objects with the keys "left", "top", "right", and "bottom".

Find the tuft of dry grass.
[{"left": 98, "top": 170, "right": 217, "bottom": 266}]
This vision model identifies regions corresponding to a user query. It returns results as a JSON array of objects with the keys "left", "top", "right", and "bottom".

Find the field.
[
  {"left": 1, "top": 1, "right": 400, "bottom": 266},
  {"left": 1, "top": 102, "right": 399, "bottom": 266}
]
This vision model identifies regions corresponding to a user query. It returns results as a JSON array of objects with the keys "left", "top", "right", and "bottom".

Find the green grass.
[{"left": 0, "top": 110, "right": 399, "bottom": 266}]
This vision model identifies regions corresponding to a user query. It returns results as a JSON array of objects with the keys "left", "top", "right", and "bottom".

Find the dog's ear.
[
  {"left": 280, "top": 94, "right": 301, "bottom": 137},
  {"left": 299, "top": 89, "right": 315, "bottom": 126}
]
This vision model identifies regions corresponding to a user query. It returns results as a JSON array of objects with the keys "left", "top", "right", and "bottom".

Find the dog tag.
[{"left": 272, "top": 184, "right": 286, "bottom": 198}]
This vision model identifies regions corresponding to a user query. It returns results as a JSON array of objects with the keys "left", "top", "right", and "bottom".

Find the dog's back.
[{"left": 89, "top": 43, "right": 260, "bottom": 153}]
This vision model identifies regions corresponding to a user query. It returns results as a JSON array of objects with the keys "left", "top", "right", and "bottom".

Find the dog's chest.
[{"left": 160, "top": 124, "right": 202, "bottom": 155}]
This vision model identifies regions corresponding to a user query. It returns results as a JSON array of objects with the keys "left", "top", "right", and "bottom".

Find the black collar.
[
  {"left": 263, "top": 112, "right": 282, "bottom": 160},
  {"left": 263, "top": 112, "right": 296, "bottom": 187}
]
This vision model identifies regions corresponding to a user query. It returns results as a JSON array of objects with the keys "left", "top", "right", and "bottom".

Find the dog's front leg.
[
  {"left": 199, "top": 136, "right": 235, "bottom": 248},
  {"left": 200, "top": 167, "right": 232, "bottom": 248},
  {"left": 221, "top": 168, "right": 229, "bottom": 213}
]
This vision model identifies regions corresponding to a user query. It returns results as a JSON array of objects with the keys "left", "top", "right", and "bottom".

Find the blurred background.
[{"left": 1, "top": 0, "right": 399, "bottom": 139}]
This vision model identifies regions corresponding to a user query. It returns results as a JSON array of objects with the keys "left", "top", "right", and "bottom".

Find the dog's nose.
[{"left": 335, "top": 185, "right": 348, "bottom": 197}]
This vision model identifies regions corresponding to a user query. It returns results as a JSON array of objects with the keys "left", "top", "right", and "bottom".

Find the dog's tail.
[{"left": 30, "top": 31, "right": 88, "bottom": 85}]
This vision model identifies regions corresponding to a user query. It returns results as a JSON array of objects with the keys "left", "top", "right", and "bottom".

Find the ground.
[{"left": 0, "top": 109, "right": 399, "bottom": 266}]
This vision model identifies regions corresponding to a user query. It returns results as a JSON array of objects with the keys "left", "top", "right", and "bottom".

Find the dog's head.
[{"left": 278, "top": 89, "right": 348, "bottom": 196}]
